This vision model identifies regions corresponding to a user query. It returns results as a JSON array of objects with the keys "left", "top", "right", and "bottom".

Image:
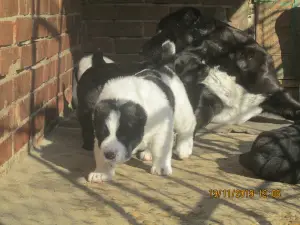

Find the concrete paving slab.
[{"left": 0, "top": 113, "right": 299, "bottom": 225}]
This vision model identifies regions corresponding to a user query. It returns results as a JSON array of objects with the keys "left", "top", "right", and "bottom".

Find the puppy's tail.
[
  {"left": 239, "top": 129, "right": 300, "bottom": 184},
  {"left": 71, "top": 49, "right": 115, "bottom": 109},
  {"left": 261, "top": 89, "right": 300, "bottom": 121}
]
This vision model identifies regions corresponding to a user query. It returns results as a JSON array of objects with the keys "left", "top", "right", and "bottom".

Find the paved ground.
[{"left": 0, "top": 113, "right": 300, "bottom": 225}]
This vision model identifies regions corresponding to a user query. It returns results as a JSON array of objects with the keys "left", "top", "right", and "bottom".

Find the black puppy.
[
  {"left": 239, "top": 123, "right": 300, "bottom": 184},
  {"left": 141, "top": 7, "right": 300, "bottom": 130},
  {"left": 76, "top": 52, "right": 146, "bottom": 150}
]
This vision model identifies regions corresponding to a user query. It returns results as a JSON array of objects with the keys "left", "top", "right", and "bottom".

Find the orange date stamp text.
[{"left": 208, "top": 189, "right": 281, "bottom": 199}]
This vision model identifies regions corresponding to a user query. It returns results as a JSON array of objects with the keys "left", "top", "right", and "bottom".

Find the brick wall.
[
  {"left": 81, "top": 0, "right": 248, "bottom": 63},
  {"left": 0, "top": 0, "right": 81, "bottom": 173},
  {"left": 256, "top": 0, "right": 300, "bottom": 99}
]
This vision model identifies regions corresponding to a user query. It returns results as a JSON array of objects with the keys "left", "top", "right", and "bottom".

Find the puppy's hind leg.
[
  {"left": 173, "top": 99, "right": 196, "bottom": 160},
  {"left": 88, "top": 139, "right": 115, "bottom": 183},
  {"left": 150, "top": 119, "right": 174, "bottom": 176}
]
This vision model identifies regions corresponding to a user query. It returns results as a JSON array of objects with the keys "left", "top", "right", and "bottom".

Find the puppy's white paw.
[
  {"left": 151, "top": 162, "right": 172, "bottom": 176},
  {"left": 88, "top": 171, "right": 113, "bottom": 183},
  {"left": 138, "top": 150, "right": 152, "bottom": 161},
  {"left": 174, "top": 139, "right": 193, "bottom": 159}
]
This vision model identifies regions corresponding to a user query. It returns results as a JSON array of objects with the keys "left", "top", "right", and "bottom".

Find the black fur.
[
  {"left": 239, "top": 123, "right": 300, "bottom": 184},
  {"left": 93, "top": 99, "right": 147, "bottom": 160},
  {"left": 135, "top": 70, "right": 175, "bottom": 111},
  {"left": 141, "top": 7, "right": 300, "bottom": 125},
  {"left": 72, "top": 50, "right": 106, "bottom": 109}
]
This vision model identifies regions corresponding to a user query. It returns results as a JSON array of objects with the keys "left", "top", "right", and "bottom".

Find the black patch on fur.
[
  {"left": 134, "top": 69, "right": 175, "bottom": 111},
  {"left": 239, "top": 123, "right": 300, "bottom": 184},
  {"left": 194, "top": 84, "right": 224, "bottom": 132},
  {"left": 93, "top": 99, "right": 147, "bottom": 160}
]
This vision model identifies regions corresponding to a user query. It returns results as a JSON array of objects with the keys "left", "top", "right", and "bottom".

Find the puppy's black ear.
[
  {"left": 121, "top": 102, "right": 146, "bottom": 122},
  {"left": 182, "top": 8, "right": 202, "bottom": 26}
]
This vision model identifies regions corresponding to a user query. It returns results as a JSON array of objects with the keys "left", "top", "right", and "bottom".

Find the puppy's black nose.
[{"left": 104, "top": 151, "right": 116, "bottom": 160}]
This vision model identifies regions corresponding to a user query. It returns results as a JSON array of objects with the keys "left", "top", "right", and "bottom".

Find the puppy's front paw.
[
  {"left": 174, "top": 139, "right": 193, "bottom": 160},
  {"left": 151, "top": 162, "right": 172, "bottom": 176},
  {"left": 137, "top": 150, "right": 152, "bottom": 161},
  {"left": 88, "top": 171, "right": 113, "bottom": 183}
]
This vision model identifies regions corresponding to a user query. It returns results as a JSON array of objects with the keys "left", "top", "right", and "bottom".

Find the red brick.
[
  {"left": 0, "top": 107, "right": 15, "bottom": 139},
  {"left": 65, "top": 15, "right": 81, "bottom": 34},
  {"left": 47, "top": 39, "right": 59, "bottom": 58},
  {"left": 116, "top": 6, "right": 169, "bottom": 20},
  {"left": 19, "top": 0, "right": 33, "bottom": 15},
  {"left": 0, "top": 136, "right": 13, "bottom": 166},
  {"left": 48, "top": 79, "right": 58, "bottom": 100},
  {"left": 82, "top": 5, "right": 117, "bottom": 20},
  {"left": 15, "top": 18, "right": 33, "bottom": 43},
  {"left": 47, "top": 16, "right": 60, "bottom": 36},
  {"left": 34, "top": 18, "right": 49, "bottom": 38},
  {"left": 20, "top": 44, "right": 33, "bottom": 68},
  {"left": 59, "top": 70, "right": 71, "bottom": 93},
  {"left": 87, "top": 21, "right": 143, "bottom": 37},
  {"left": 14, "top": 121, "right": 31, "bottom": 153},
  {"left": 37, "top": 0, "right": 50, "bottom": 14},
  {"left": 0, "top": 21, "right": 14, "bottom": 46},
  {"left": 0, "top": 47, "right": 19, "bottom": 76},
  {"left": 64, "top": 87, "right": 72, "bottom": 104},
  {"left": 83, "top": 37, "right": 114, "bottom": 54},
  {"left": 59, "top": 52, "right": 73, "bottom": 74},
  {"left": 49, "top": 0, "right": 62, "bottom": 15},
  {"left": 0, "top": 80, "right": 13, "bottom": 110},
  {"left": 36, "top": 40, "right": 48, "bottom": 62},
  {"left": 16, "top": 96, "right": 31, "bottom": 123},
  {"left": 143, "top": 22, "right": 158, "bottom": 37},
  {"left": 61, "top": 15, "right": 67, "bottom": 33},
  {"left": 14, "top": 70, "right": 32, "bottom": 100},
  {"left": 58, "top": 94, "right": 64, "bottom": 115},
  {"left": 32, "top": 65, "right": 45, "bottom": 89},
  {"left": 115, "top": 38, "right": 150, "bottom": 54},
  {"left": 44, "top": 59, "right": 58, "bottom": 81},
  {"left": 61, "top": 34, "right": 70, "bottom": 51},
  {"left": 0, "top": 0, "right": 18, "bottom": 17},
  {"left": 34, "top": 85, "right": 49, "bottom": 110}
]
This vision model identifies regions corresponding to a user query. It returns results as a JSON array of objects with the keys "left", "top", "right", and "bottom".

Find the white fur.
[
  {"left": 202, "top": 66, "right": 266, "bottom": 124},
  {"left": 77, "top": 54, "right": 114, "bottom": 81},
  {"left": 100, "top": 111, "right": 128, "bottom": 163},
  {"left": 88, "top": 72, "right": 196, "bottom": 183},
  {"left": 162, "top": 40, "right": 176, "bottom": 56}
]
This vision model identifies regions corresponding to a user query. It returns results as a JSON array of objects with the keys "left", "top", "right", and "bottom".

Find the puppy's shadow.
[
  {"left": 216, "top": 140, "right": 258, "bottom": 179},
  {"left": 125, "top": 157, "right": 150, "bottom": 172}
]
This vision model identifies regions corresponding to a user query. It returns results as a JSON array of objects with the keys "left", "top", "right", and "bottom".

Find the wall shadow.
[
  {"left": 275, "top": 7, "right": 300, "bottom": 81},
  {"left": 27, "top": 0, "right": 81, "bottom": 150}
]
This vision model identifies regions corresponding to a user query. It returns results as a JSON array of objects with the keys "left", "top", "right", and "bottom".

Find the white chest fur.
[{"left": 201, "top": 66, "right": 266, "bottom": 124}]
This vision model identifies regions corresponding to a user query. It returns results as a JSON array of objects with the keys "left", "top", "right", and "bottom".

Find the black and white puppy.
[
  {"left": 239, "top": 122, "right": 300, "bottom": 184},
  {"left": 88, "top": 69, "right": 196, "bottom": 182},
  {"left": 71, "top": 50, "right": 114, "bottom": 110},
  {"left": 140, "top": 7, "right": 300, "bottom": 131},
  {"left": 76, "top": 51, "right": 147, "bottom": 150}
]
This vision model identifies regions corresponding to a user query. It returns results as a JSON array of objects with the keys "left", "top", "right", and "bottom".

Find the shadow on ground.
[{"left": 1, "top": 112, "right": 300, "bottom": 225}]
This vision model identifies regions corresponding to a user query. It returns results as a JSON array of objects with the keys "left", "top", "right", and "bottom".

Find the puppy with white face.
[{"left": 88, "top": 70, "right": 196, "bottom": 183}]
